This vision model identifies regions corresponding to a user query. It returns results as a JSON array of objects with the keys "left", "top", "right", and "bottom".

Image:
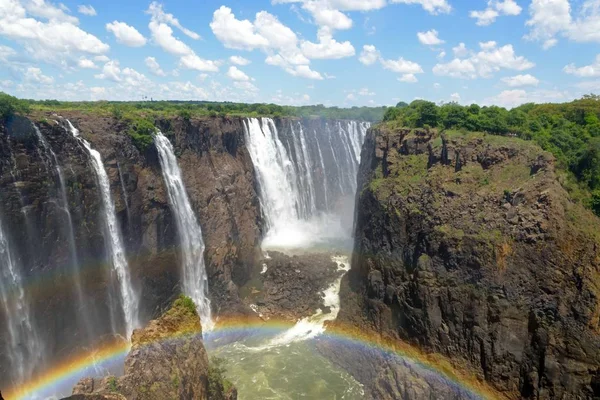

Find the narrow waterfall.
[
  {"left": 243, "top": 118, "right": 369, "bottom": 249},
  {"left": 0, "top": 217, "right": 43, "bottom": 384},
  {"left": 65, "top": 120, "right": 139, "bottom": 338},
  {"left": 33, "top": 125, "right": 93, "bottom": 337},
  {"left": 154, "top": 131, "right": 213, "bottom": 330}
]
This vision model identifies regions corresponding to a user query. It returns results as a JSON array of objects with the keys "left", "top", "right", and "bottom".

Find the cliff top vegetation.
[
  {"left": 381, "top": 95, "right": 600, "bottom": 217},
  {"left": 0, "top": 92, "right": 385, "bottom": 122}
]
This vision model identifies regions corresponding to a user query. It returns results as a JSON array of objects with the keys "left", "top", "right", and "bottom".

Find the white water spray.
[
  {"left": 66, "top": 120, "right": 139, "bottom": 338},
  {"left": 154, "top": 131, "right": 213, "bottom": 330}
]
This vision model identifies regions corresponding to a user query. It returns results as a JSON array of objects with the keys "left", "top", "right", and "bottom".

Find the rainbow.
[{"left": 5, "top": 317, "right": 507, "bottom": 400}]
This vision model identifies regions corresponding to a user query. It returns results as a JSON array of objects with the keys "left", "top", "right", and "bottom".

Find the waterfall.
[
  {"left": 154, "top": 131, "right": 213, "bottom": 330},
  {"left": 33, "top": 125, "right": 93, "bottom": 338},
  {"left": 243, "top": 118, "right": 369, "bottom": 250},
  {"left": 0, "top": 217, "right": 43, "bottom": 384},
  {"left": 65, "top": 120, "right": 139, "bottom": 338}
]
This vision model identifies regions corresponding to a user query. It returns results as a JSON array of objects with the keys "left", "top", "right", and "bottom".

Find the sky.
[{"left": 0, "top": 0, "right": 599, "bottom": 108}]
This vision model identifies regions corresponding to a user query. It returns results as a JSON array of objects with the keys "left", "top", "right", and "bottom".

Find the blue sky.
[{"left": 0, "top": 0, "right": 599, "bottom": 107}]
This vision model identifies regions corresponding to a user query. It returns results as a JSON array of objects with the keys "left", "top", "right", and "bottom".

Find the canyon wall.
[{"left": 341, "top": 126, "right": 600, "bottom": 399}]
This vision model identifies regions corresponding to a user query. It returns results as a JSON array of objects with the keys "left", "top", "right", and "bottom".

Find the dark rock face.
[
  {"left": 241, "top": 252, "right": 343, "bottom": 322},
  {"left": 0, "top": 113, "right": 262, "bottom": 386},
  {"left": 343, "top": 127, "right": 600, "bottom": 399}
]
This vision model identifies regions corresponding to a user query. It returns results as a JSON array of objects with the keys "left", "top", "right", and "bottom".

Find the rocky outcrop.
[
  {"left": 241, "top": 252, "right": 343, "bottom": 322},
  {"left": 67, "top": 296, "right": 236, "bottom": 400},
  {"left": 342, "top": 127, "right": 600, "bottom": 399}
]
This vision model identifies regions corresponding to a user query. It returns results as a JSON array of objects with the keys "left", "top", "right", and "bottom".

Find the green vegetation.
[
  {"left": 21, "top": 96, "right": 385, "bottom": 122},
  {"left": 383, "top": 95, "right": 600, "bottom": 215},
  {"left": 107, "top": 376, "right": 118, "bottom": 392},
  {"left": 127, "top": 117, "right": 157, "bottom": 151},
  {"left": 173, "top": 294, "right": 197, "bottom": 314},
  {"left": 208, "top": 357, "right": 234, "bottom": 400},
  {"left": 0, "top": 92, "right": 30, "bottom": 121}
]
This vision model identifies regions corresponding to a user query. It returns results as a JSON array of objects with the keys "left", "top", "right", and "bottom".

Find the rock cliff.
[
  {"left": 341, "top": 126, "right": 600, "bottom": 399},
  {"left": 67, "top": 295, "right": 236, "bottom": 400}
]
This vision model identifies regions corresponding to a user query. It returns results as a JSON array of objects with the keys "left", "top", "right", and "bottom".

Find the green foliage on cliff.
[
  {"left": 0, "top": 92, "right": 30, "bottom": 121},
  {"left": 208, "top": 357, "right": 234, "bottom": 400},
  {"left": 174, "top": 294, "right": 197, "bottom": 314},
  {"left": 383, "top": 95, "right": 600, "bottom": 215},
  {"left": 24, "top": 98, "right": 385, "bottom": 122},
  {"left": 127, "top": 117, "right": 156, "bottom": 151}
]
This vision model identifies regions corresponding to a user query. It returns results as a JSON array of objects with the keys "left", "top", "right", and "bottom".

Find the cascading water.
[
  {"left": 243, "top": 118, "right": 369, "bottom": 250},
  {"left": 33, "top": 124, "right": 93, "bottom": 338},
  {"left": 0, "top": 217, "right": 43, "bottom": 385},
  {"left": 65, "top": 120, "right": 139, "bottom": 338},
  {"left": 154, "top": 131, "right": 213, "bottom": 330}
]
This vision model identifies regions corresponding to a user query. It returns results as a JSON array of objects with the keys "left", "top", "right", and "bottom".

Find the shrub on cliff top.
[
  {"left": 0, "top": 92, "right": 30, "bottom": 121},
  {"left": 127, "top": 117, "right": 156, "bottom": 152},
  {"left": 173, "top": 294, "right": 197, "bottom": 314}
]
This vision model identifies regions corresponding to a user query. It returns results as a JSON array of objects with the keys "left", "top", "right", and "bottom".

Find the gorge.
[{"left": 1, "top": 107, "right": 599, "bottom": 400}]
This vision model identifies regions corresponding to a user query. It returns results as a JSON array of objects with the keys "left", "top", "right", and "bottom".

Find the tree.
[{"left": 0, "top": 92, "right": 30, "bottom": 121}]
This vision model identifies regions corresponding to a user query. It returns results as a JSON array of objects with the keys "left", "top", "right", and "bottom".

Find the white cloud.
[
  {"left": 564, "top": 54, "right": 600, "bottom": 77},
  {"left": 301, "top": 27, "right": 355, "bottom": 59},
  {"left": 501, "top": 74, "right": 540, "bottom": 87},
  {"left": 433, "top": 42, "right": 534, "bottom": 79},
  {"left": 234, "top": 80, "right": 259, "bottom": 92},
  {"left": 433, "top": 82, "right": 441, "bottom": 89},
  {"left": 358, "top": 87, "right": 375, "bottom": 96},
  {"left": 24, "top": 66, "right": 53, "bottom": 84},
  {"left": 524, "top": 0, "right": 570, "bottom": 48},
  {"left": 77, "top": 5, "right": 96, "bottom": 16},
  {"left": 287, "top": 65, "right": 324, "bottom": 79},
  {"left": 302, "top": 1, "right": 353, "bottom": 30},
  {"left": 94, "top": 55, "right": 110, "bottom": 62},
  {"left": 453, "top": 42, "right": 468, "bottom": 57},
  {"left": 399, "top": 73, "right": 418, "bottom": 83},
  {"left": 0, "top": 0, "right": 109, "bottom": 65},
  {"left": 77, "top": 57, "right": 96, "bottom": 69},
  {"left": 359, "top": 44, "right": 380, "bottom": 65},
  {"left": 485, "top": 89, "right": 569, "bottom": 108},
  {"left": 210, "top": 6, "right": 270, "bottom": 50},
  {"left": 94, "top": 60, "right": 150, "bottom": 87},
  {"left": 145, "top": 56, "right": 166, "bottom": 76},
  {"left": 470, "top": 0, "right": 521, "bottom": 26},
  {"left": 147, "top": 2, "right": 200, "bottom": 40},
  {"left": 390, "top": 0, "right": 451, "bottom": 15},
  {"left": 0, "top": 45, "right": 16, "bottom": 63},
  {"left": 211, "top": 6, "right": 328, "bottom": 79},
  {"left": 381, "top": 57, "right": 423, "bottom": 74},
  {"left": 230, "top": 55, "right": 251, "bottom": 65},
  {"left": 417, "top": 29, "right": 444, "bottom": 45},
  {"left": 106, "top": 21, "right": 147, "bottom": 47},
  {"left": 227, "top": 65, "right": 251, "bottom": 81},
  {"left": 437, "top": 50, "right": 446, "bottom": 59},
  {"left": 179, "top": 54, "right": 219, "bottom": 72},
  {"left": 450, "top": 92, "right": 461, "bottom": 102}
]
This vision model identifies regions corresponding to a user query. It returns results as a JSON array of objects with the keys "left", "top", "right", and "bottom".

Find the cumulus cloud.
[
  {"left": 230, "top": 55, "right": 251, "bottom": 65},
  {"left": 390, "top": 0, "right": 451, "bottom": 15},
  {"left": 146, "top": 3, "right": 218, "bottom": 73},
  {"left": 210, "top": 6, "right": 330, "bottom": 79},
  {"left": 484, "top": 89, "right": 569, "bottom": 108},
  {"left": 301, "top": 27, "right": 355, "bottom": 59},
  {"left": 0, "top": 0, "right": 109, "bottom": 65},
  {"left": 95, "top": 60, "right": 151, "bottom": 87},
  {"left": 145, "top": 56, "right": 166, "bottom": 76},
  {"left": 106, "top": 21, "right": 147, "bottom": 47},
  {"left": 381, "top": 57, "right": 423, "bottom": 74},
  {"left": 24, "top": 66, "right": 53, "bottom": 84},
  {"left": 501, "top": 74, "right": 540, "bottom": 87},
  {"left": 524, "top": 0, "right": 600, "bottom": 48},
  {"left": 77, "top": 57, "right": 97, "bottom": 69},
  {"left": 399, "top": 73, "right": 418, "bottom": 83},
  {"left": 417, "top": 29, "right": 444, "bottom": 45},
  {"left": 359, "top": 44, "right": 380, "bottom": 65},
  {"left": 452, "top": 42, "right": 468, "bottom": 57},
  {"left": 77, "top": 5, "right": 96, "bottom": 16},
  {"left": 470, "top": 0, "right": 521, "bottom": 26},
  {"left": 564, "top": 54, "right": 600, "bottom": 77},
  {"left": 433, "top": 41, "right": 534, "bottom": 79},
  {"left": 227, "top": 66, "right": 251, "bottom": 81}
]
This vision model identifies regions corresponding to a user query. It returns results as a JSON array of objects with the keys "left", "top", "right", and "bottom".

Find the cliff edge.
[{"left": 341, "top": 126, "right": 600, "bottom": 399}]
